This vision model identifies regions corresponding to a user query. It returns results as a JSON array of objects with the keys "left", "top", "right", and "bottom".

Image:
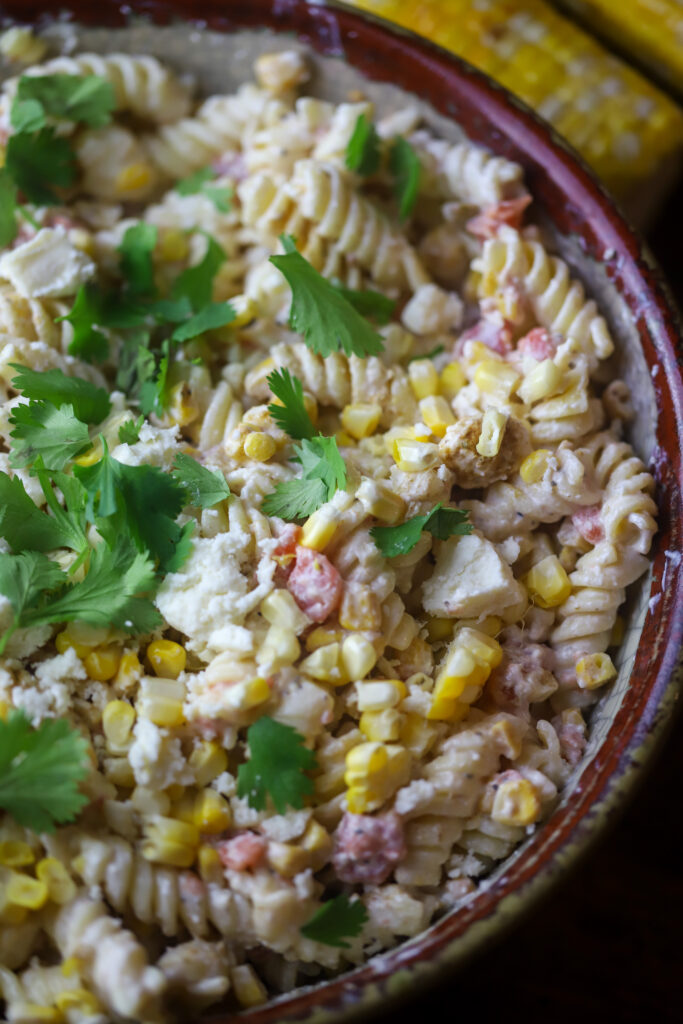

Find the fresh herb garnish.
[
  {"left": 345, "top": 113, "right": 381, "bottom": 176},
  {"left": 237, "top": 716, "right": 317, "bottom": 814},
  {"left": 11, "top": 73, "right": 115, "bottom": 132},
  {"left": 370, "top": 504, "right": 472, "bottom": 557},
  {"left": 8, "top": 401, "right": 91, "bottom": 471},
  {"left": 301, "top": 894, "right": 368, "bottom": 948},
  {"left": 175, "top": 166, "right": 233, "bottom": 212},
  {"left": 10, "top": 364, "right": 111, "bottom": 424},
  {"left": 389, "top": 137, "right": 421, "bottom": 221},
  {"left": 171, "top": 452, "right": 230, "bottom": 509},
  {"left": 261, "top": 435, "right": 346, "bottom": 521},
  {"left": 267, "top": 368, "right": 315, "bottom": 441}
]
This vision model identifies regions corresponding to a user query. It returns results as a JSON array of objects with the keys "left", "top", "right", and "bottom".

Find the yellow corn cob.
[{"left": 346, "top": 0, "right": 683, "bottom": 200}]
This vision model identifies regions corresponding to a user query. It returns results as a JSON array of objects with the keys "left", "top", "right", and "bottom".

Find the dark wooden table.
[{"left": 381, "top": 187, "right": 683, "bottom": 1024}]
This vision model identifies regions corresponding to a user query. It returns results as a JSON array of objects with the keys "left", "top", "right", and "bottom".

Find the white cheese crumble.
[{"left": 0, "top": 228, "right": 96, "bottom": 298}]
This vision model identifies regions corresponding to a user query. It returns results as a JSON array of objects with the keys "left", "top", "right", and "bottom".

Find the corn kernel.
[
  {"left": 440, "top": 361, "right": 466, "bottom": 399},
  {"left": 171, "top": 790, "right": 196, "bottom": 824},
  {"left": 257, "top": 625, "right": 300, "bottom": 671},
  {"left": 520, "top": 449, "right": 553, "bottom": 484},
  {"left": 428, "top": 627, "right": 502, "bottom": 719},
  {"left": 147, "top": 639, "right": 187, "bottom": 679},
  {"left": 392, "top": 438, "right": 440, "bottom": 473},
  {"left": 388, "top": 612, "right": 419, "bottom": 651},
  {"left": 54, "top": 629, "right": 90, "bottom": 659},
  {"left": 267, "top": 841, "right": 310, "bottom": 878},
  {"left": 426, "top": 617, "right": 455, "bottom": 642},
  {"left": 419, "top": 395, "right": 456, "bottom": 438},
  {"left": 341, "top": 634, "right": 377, "bottom": 681},
  {"left": 114, "top": 651, "right": 142, "bottom": 693},
  {"left": 476, "top": 409, "right": 508, "bottom": 457},
  {"left": 491, "top": 777, "right": 541, "bottom": 826},
  {"left": 408, "top": 359, "right": 439, "bottom": 399},
  {"left": 133, "top": 786, "right": 171, "bottom": 817},
  {"left": 137, "top": 676, "right": 186, "bottom": 728},
  {"left": 260, "top": 589, "right": 310, "bottom": 631},
  {"left": 6, "top": 872, "right": 48, "bottom": 909},
  {"left": 104, "top": 757, "right": 135, "bottom": 787},
  {"left": 341, "top": 402, "right": 382, "bottom": 440},
  {"left": 517, "top": 359, "right": 563, "bottom": 403},
  {"left": 474, "top": 360, "right": 520, "bottom": 399},
  {"left": 55, "top": 989, "right": 100, "bottom": 1015},
  {"left": 355, "top": 479, "right": 406, "bottom": 524},
  {"left": 142, "top": 817, "right": 199, "bottom": 868},
  {"left": 194, "top": 789, "right": 232, "bottom": 834},
  {"left": 165, "top": 381, "right": 199, "bottom": 428},
  {"left": 299, "top": 643, "right": 346, "bottom": 685},
  {"left": 523, "top": 555, "right": 572, "bottom": 609},
  {"left": 490, "top": 720, "right": 523, "bottom": 760},
  {"left": 231, "top": 964, "right": 268, "bottom": 1008},
  {"left": 575, "top": 652, "right": 617, "bottom": 690},
  {"left": 68, "top": 228, "right": 94, "bottom": 256},
  {"left": 345, "top": 741, "right": 388, "bottom": 781},
  {"left": 400, "top": 712, "right": 438, "bottom": 756},
  {"left": 224, "top": 676, "right": 271, "bottom": 712},
  {"left": 115, "top": 162, "right": 153, "bottom": 193},
  {"left": 226, "top": 294, "right": 257, "bottom": 329},
  {"left": 158, "top": 227, "right": 190, "bottom": 263},
  {"left": 36, "top": 858, "right": 77, "bottom": 905},
  {"left": 60, "top": 958, "right": 81, "bottom": 977},
  {"left": 84, "top": 645, "right": 121, "bottom": 682},
  {"left": 339, "top": 584, "right": 382, "bottom": 631},
  {"left": 103, "top": 697, "right": 136, "bottom": 753},
  {"left": 198, "top": 844, "right": 223, "bottom": 884},
  {"left": 335, "top": 430, "right": 356, "bottom": 447},
  {"left": 360, "top": 708, "right": 402, "bottom": 742},
  {"left": 300, "top": 507, "right": 339, "bottom": 551},
  {"left": 72, "top": 444, "right": 102, "bottom": 468},
  {"left": 189, "top": 741, "right": 228, "bottom": 788},
  {"left": 300, "top": 820, "right": 333, "bottom": 870},
  {"left": 243, "top": 431, "right": 277, "bottom": 461},
  {"left": 0, "top": 840, "right": 34, "bottom": 867},
  {"left": 356, "top": 680, "right": 406, "bottom": 711},
  {"left": 305, "top": 627, "right": 343, "bottom": 652}
]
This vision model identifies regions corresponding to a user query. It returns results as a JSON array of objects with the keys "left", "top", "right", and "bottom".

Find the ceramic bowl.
[{"left": 3, "top": 1, "right": 683, "bottom": 1021}]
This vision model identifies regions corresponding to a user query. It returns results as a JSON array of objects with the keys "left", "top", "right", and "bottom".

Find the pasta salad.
[{"left": 0, "top": 31, "right": 658, "bottom": 1023}]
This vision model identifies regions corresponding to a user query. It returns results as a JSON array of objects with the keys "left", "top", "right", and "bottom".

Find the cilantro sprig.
[
  {"left": 267, "top": 368, "right": 315, "bottom": 441},
  {"left": 262, "top": 436, "right": 346, "bottom": 521},
  {"left": 237, "top": 717, "right": 317, "bottom": 815},
  {"left": 171, "top": 452, "right": 230, "bottom": 509},
  {"left": 330, "top": 279, "right": 395, "bottom": 326},
  {"left": 301, "top": 894, "right": 368, "bottom": 948},
  {"left": 175, "top": 167, "right": 233, "bottom": 213},
  {"left": 370, "top": 503, "right": 472, "bottom": 557},
  {"left": 345, "top": 113, "right": 381, "bottom": 176},
  {"left": 0, "top": 711, "right": 90, "bottom": 833},
  {"left": 9, "top": 401, "right": 91, "bottom": 471},
  {"left": 10, "top": 365, "right": 111, "bottom": 424},
  {"left": 11, "top": 74, "right": 115, "bottom": 133},
  {"left": 390, "top": 137, "right": 421, "bottom": 221}
]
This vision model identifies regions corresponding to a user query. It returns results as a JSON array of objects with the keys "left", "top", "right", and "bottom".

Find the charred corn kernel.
[
  {"left": 300, "top": 820, "right": 333, "bottom": 870},
  {"left": 356, "top": 679, "right": 406, "bottom": 711},
  {"left": 84, "top": 645, "right": 121, "bottom": 682},
  {"left": 517, "top": 359, "right": 563, "bottom": 403},
  {"left": 267, "top": 841, "right": 310, "bottom": 878},
  {"left": 474, "top": 360, "right": 520, "bottom": 400},
  {"left": 189, "top": 740, "right": 228, "bottom": 787},
  {"left": 339, "top": 585, "right": 382, "bottom": 631},
  {"left": 142, "top": 817, "right": 199, "bottom": 868},
  {"left": 610, "top": 615, "right": 625, "bottom": 646},
  {"left": 491, "top": 777, "right": 541, "bottom": 827},
  {"left": 392, "top": 438, "right": 440, "bottom": 472},
  {"left": 300, "top": 507, "right": 339, "bottom": 550},
  {"left": 0, "top": 841, "right": 34, "bottom": 867},
  {"left": 132, "top": 787, "right": 171, "bottom": 817},
  {"left": 158, "top": 227, "right": 190, "bottom": 262},
  {"left": 360, "top": 708, "right": 402, "bottom": 742},
  {"left": 114, "top": 651, "right": 142, "bottom": 693},
  {"left": 524, "top": 555, "right": 572, "bottom": 609},
  {"left": 257, "top": 625, "right": 300, "bottom": 671},
  {"left": 6, "top": 872, "right": 48, "bottom": 909},
  {"left": 147, "top": 639, "right": 187, "bottom": 679},
  {"left": 102, "top": 700, "right": 135, "bottom": 752},
  {"left": 198, "top": 844, "right": 223, "bottom": 884},
  {"left": 35, "top": 858, "right": 77, "bottom": 905},
  {"left": 440, "top": 361, "right": 466, "bottom": 399},
  {"left": 408, "top": 359, "right": 439, "bottom": 399},
  {"left": 223, "top": 676, "right": 271, "bottom": 711},
  {"left": 575, "top": 652, "right": 617, "bottom": 690},
  {"left": 55, "top": 630, "right": 90, "bottom": 659},
  {"left": 520, "top": 449, "right": 553, "bottom": 484},
  {"left": 388, "top": 612, "right": 419, "bottom": 651},
  {"left": 165, "top": 381, "right": 199, "bottom": 428},
  {"left": 341, "top": 634, "right": 377, "bottom": 681},
  {"left": 305, "top": 627, "right": 343, "bottom": 652},
  {"left": 55, "top": 990, "right": 100, "bottom": 1015},
  {"left": 104, "top": 757, "right": 135, "bottom": 787},
  {"left": 14, "top": 1007, "right": 61, "bottom": 1023},
  {"left": 426, "top": 617, "right": 455, "bottom": 642},
  {"left": 300, "top": 643, "right": 346, "bottom": 685},
  {"left": 243, "top": 430, "right": 277, "bottom": 461},
  {"left": 231, "top": 964, "right": 268, "bottom": 1009},
  {"left": 194, "top": 789, "right": 232, "bottom": 834},
  {"left": 0, "top": 26, "right": 48, "bottom": 63},
  {"left": 356, "top": 478, "right": 407, "bottom": 524},
  {"left": 419, "top": 395, "right": 455, "bottom": 438},
  {"left": 115, "top": 162, "right": 153, "bottom": 193},
  {"left": 490, "top": 720, "right": 523, "bottom": 759},
  {"left": 476, "top": 409, "right": 508, "bottom": 457},
  {"left": 260, "top": 589, "right": 309, "bottom": 631},
  {"left": 341, "top": 402, "right": 382, "bottom": 439}
]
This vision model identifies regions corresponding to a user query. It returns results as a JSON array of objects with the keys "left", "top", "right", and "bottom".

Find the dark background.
[{"left": 377, "top": 186, "right": 683, "bottom": 1024}]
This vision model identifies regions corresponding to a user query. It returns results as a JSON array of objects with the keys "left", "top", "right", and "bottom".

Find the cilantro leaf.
[
  {"left": 330, "top": 279, "right": 395, "bottom": 325},
  {"left": 0, "top": 711, "right": 90, "bottom": 833},
  {"left": 171, "top": 301, "right": 235, "bottom": 342},
  {"left": 262, "top": 435, "right": 346, "bottom": 521},
  {"left": 9, "top": 402, "right": 91, "bottom": 470},
  {"left": 345, "top": 113, "right": 381, "bottom": 176},
  {"left": 237, "top": 716, "right": 317, "bottom": 815},
  {"left": 6, "top": 129, "right": 76, "bottom": 206},
  {"left": 300, "top": 894, "right": 368, "bottom": 948},
  {"left": 171, "top": 452, "right": 230, "bottom": 508},
  {"left": 370, "top": 503, "right": 472, "bottom": 557},
  {"left": 14, "top": 74, "right": 115, "bottom": 129},
  {"left": 10, "top": 364, "right": 111, "bottom": 424},
  {"left": 267, "top": 368, "right": 315, "bottom": 440},
  {"left": 261, "top": 477, "right": 327, "bottom": 521},
  {"left": 114, "top": 328, "right": 154, "bottom": 397},
  {"left": 270, "top": 236, "right": 384, "bottom": 358},
  {"left": 138, "top": 339, "right": 170, "bottom": 417},
  {"left": 0, "top": 472, "right": 70, "bottom": 552},
  {"left": 118, "top": 415, "right": 144, "bottom": 445},
  {"left": 389, "top": 137, "right": 421, "bottom": 221},
  {"left": 296, "top": 436, "right": 346, "bottom": 496},
  {"left": 175, "top": 167, "right": 233, "bottom": 212},
  {"left": 33, "top": 463, "right": 89, "bottom": 557},
  {"left": 118, "top": 222, "right": 158, "bottom": 298},
  {"left": 58, "top": 285, "right": 110, "bottom": 363},
  {"left": 0, "top": 167, "right": 18, "bottom": 246},
  {"left": 0, "top": 550, "right": 66, "bottom": 640},
  {"left": 172, "top": 234, "right": 225, "bottom": 311}
]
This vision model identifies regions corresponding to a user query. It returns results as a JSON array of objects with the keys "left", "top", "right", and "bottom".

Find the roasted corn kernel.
[
  {"left": 523, "top": 555, "right": 572, "bottom": 608},
  {"left": 147, "top": 639, "right": 187, "bottom": 679}
]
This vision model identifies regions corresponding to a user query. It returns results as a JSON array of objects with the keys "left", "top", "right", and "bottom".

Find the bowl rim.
[{"left": 3, "top": 1, "right": 683, "bottom": 1021}]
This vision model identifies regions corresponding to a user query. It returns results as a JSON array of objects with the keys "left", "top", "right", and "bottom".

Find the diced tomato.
[
  {"left": 332, "top": 812, "right": 406, "bottom": 884},
  {"left": 287, "top": 546, "right": 343, "bottom": 623},
  {"left": 572, "top": 505, "right": 605, "bottom": 545},
  {"left": 466, "top": 194, "right": 532, "bottom": 240},
  {"left": 517, "top": 327, "right": 559, "bottom": 362},
  {"left": 459, "top": 318, "right": 514, "bottom": 355},
  {"left": 216, "top": 832, "right": 267, "bottom": 871},
  {"left": 272, "top": 523, "right": 303, "bottom": 585}
]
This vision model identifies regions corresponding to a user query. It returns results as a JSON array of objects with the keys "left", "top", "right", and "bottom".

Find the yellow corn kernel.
[
  {"left": 189, "top": 742, "right": 228, "bottom": 789},
  {"left": 115, "top": 162, "right": 153, "bottom": 193},
  {"left": 224, "top": 676, "right": 272, "bottom": 712},
  {"left": 54, "top": 630, "right": 90, "bottom": 659},
  {"left": 524, "top": 555, "right": 572, "bottom": 609},
  {"left": 83, "top": 645, "right": 121, "bottom": 682},
  {"left": 440, "top": 360, "right": 466, "bottom": 399},
  {"left": 517, "top": 359, "right": 562, "bottom": 403},
  {"left": 35, "top": 858, "right": 77, "bottom": 905},
  {"left": 300, "top": 507, "right": 339, "bottom": 551},
  {"left": 476, "top": 409, "right": 508, "bottom": 457},
  {"left": 400, "top": 712, "right": 437, "bottom": 756},
  {"left": 491, "top": 777, "right": 541, "bottom": 827},
  {"left": 456, "top": 615, "right": 502, "bottom": 638},
  {"left": 360, "top": 708, "right": 402, "bottom": 742},
  {"left": 305, "top": 627, "right": 343, "bottom": 652},
  {"left": 260, "top": 589, "right": 310, "bottom": 631},
  {"left": 60, "top": 957, "right": 82, "bottom": 978},
  {"left": 147, "top": 639, "right": 187, "bottom": 680},
  {"left": 345, "top": 742, "right": 388, "bottom": 782},
  {"left": 170, "top": 790, "right": 196, "bottom": 825},
  {"left": 267, "top": 841, "right": 310, "bottom": 878},
  {"left": 419, "top": 395, "right": 456, "bottom": 438},
  {"left": 426, "top": 692, "right": 458, "bottom": 721},
  {"left": 6, "top": 872, "right": 49, "bottom": 910},
  {"left": 490, "top": 720, "right": 523, "bottom": 760},
  {"left": 226, "top": 294, "right": 257, "bottom": 329},
  {"left": 0, "top": 26, "right": 48, "bottom": 63},
  {"left": 137, "top": 680, "right": 186, "bottom": 728},
  {"left": 392, "top": 438, "right": 441, "bottom": 472},
  {"left": 299, "top": 643, "right": 346, "bottom": 685},
  {"left": 335, "top": 429, "right": 356, "bottom": 447},
  {"left": 341, "top": 634, "right": 377, "bottom": 681},
  {"left": 68, "top": 228, "right": 95, "bottom": 257},
  {"left": 142, "top": 817, "right": 199, "bottom": 868},
  {"left": 165, "top": 381, "right": 199, "bottom": 428},
  {"left": 13, "top": 1007, "right": 61, "bottom": 1024},
  {"left": 72, "top": 443, "right": 102, "bottom": 468},
  {"left": 408, "top": 359, "right": 439, "bottom": 399},
  {"left": 0, "top": 840, "right": 34, "bottom": 867},
  {"left": 257, "top": 625, "right": 300, "bottom": 671},
  {"left": 158, "top": 227, "right": 190, "bottom": 263},
  {"left": 55, "top": 989, "right": 101, "bottom": 1015},
  {"left": 193, "top": 789, "right": 232, "bottom": 834},
  {"left": 114, "top": 651, "right": 142, "bottom": 693},
  {"left": 356, "top": 479, "right": 406, "bottom": 524},
  {"left": 520, "top": 448, "right": 553, "bottom": 484},
  {"left": 339, "top": 584, "right": 382, "bottom": 632},
  {"left": 474, "top": 360, "right": 520, "bottom": 399},
  {"left": 426, "top": 617, "right": 455, "bottom": 642},
  {"left": 243, "top": 431, "right": 277, "bottom": 461},
  {"left": 198, "top": 844, "right": 223, "bottom": 884},
  {"left": 104, "top": 757, "right": 135, "bottom": 787},
  {"left": 300, "top": 820, "right": 333, "bottom": 871},
  {"left": 388, "top": 612, "right": 419, "bottom": 651},
  {"left": 434, "top": 647, "right": 486, "bottom": 700},
  {"left": 356, "top": 679, "right": 406, "bottom": 711},
  {"left": 231, "top": 964, "right": 268, "bottom": 1009},
  {"left": 341, "top": 402, "right": 382, "bottom": 440},
  {"left": 133, "top": 786, "right": 172, "bottom": 817},
  {"left": 575, "top": 652, "right": 617, "bottom": 691}
]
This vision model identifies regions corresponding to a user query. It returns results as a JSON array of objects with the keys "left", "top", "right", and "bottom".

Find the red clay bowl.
[{"left": 2, "top": 1, "right": 683, "bottom": 1021}]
